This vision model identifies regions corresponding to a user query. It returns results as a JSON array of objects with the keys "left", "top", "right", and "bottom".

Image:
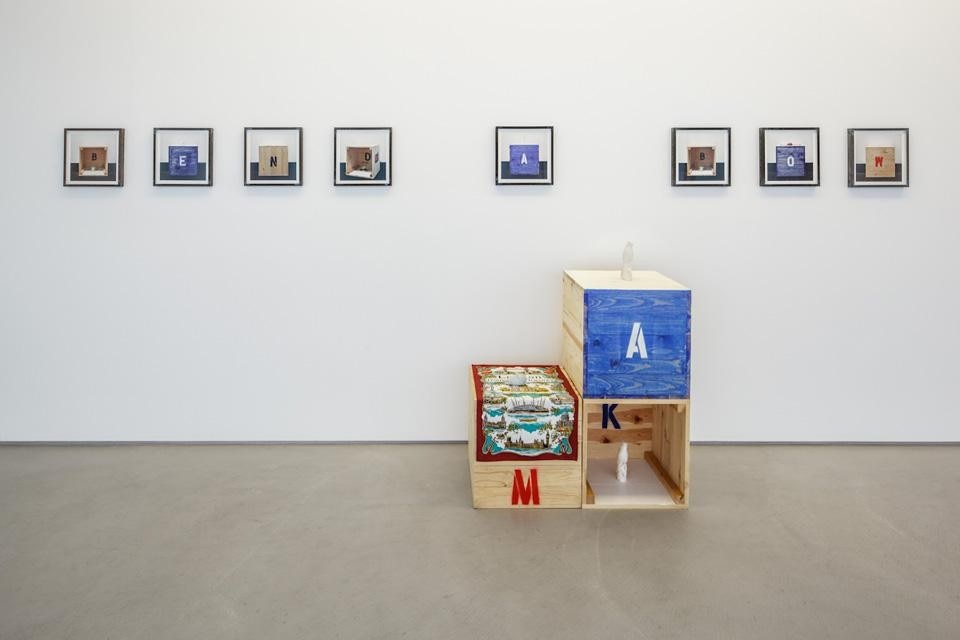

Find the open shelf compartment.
[{"left": 582, "top": 399, "right": 689, "bottom": 509}]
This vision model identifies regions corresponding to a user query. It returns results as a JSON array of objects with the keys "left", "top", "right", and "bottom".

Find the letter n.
[
  {"left": 875, "top": 156, "right": 883, "bottom": 168},
  {"left": 270, "top": 156, "right": 278, "bottom": 168},
  {"left": 511, "top": 468, "right": 540, "bottom": 505}
]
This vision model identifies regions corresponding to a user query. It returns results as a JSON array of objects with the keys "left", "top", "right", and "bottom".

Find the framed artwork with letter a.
[
  {"left": 244, "top": 127, "right": 303, "bottom": 186},
  {"left": 847, "top": 128, "right": 909, "bottom": 187},
  {"left": 63, "top": 128, "right": 124, "bottom": 187},
  {"left": 496, "top": 126, "right": 553, "bottom": 185},
  {"left": 154, "top": 128, "right": 213, "bottom": 186}
]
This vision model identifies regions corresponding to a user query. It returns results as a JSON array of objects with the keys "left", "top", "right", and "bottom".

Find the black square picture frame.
[
  {"left": 671, "top": 127, "right": 731, "bottom": 187},
  {"left": 495, "top": 126, "right": 554, "bottom": 185},
  {"left": 153, "top": 127, "right": 213, "bottom": 187}
]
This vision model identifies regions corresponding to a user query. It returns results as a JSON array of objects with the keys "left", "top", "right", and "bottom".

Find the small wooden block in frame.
[
  {"left": 244, "top": 127, "right": 303, "bottom": 186},
  {"left": 63, "top": 128, "right": 124, "bottom": 187},
  {"left": 848, "top": 128, "right": 909, "bottom": 187},
  {"left": 153, "top": 127, "right": 213, "bottom": 187},
  {"left": 671, "top": 127, "right": 731, "bottom": 186},
  {"left": 334, "top": 127, "right": 392, "bottom": 186},
  {"left": 759, "top": 127, "right": 820, "bottom": 186},
  {"left": 495, "top": 126, "right": 554, "bottom": 185}
]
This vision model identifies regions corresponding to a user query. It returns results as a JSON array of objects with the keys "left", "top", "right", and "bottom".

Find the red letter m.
[{"left": 511, "top": 469, "right": 540, "bottom": 505}]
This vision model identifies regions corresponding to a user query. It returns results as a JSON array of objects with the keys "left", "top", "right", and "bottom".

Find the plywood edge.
[
  {"left": 644, "top": 451, "right": 684, "bottom": 505},
  {"left": 564, "top": 270, "right": 689, "bottom": 291},
  {"left": 583, "top": 398, "right": 690, "bottom": 406}
]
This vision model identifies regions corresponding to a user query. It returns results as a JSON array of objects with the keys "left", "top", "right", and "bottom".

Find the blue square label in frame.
[
  {"left": 168, "top": 146, "right": 199, "bottom": 177},
  {"left": 509, "top": 144, "right": 540, "bottom": 176},
  {"left": 583, "top": 289, "right": 691, "bottom": 398},
  {"left": 775, "top": 145, "right": 806, "bottom": 177}
]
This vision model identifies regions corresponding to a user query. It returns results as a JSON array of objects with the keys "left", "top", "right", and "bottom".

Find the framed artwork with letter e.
[
  {"left": 154, "top": 128, "right": 213, "bottom": 186},
  {"left": 244, "top": 127, "right": 302, "bottom": 186},
  {"left": 671, "top": 127, "right": 730, "bottom": 186},
  {"left": 333, "top": 127, "right": 392, "bottom": 186},
  {"left": 63, "top": 128, "right": 124, "bottom": 187},
  {"left": 496, "top": 126, "right": 553, "bottom": 185},
  {"left": 759, "top": 127, "right": 820, "bottom": 186},
  {"left": 848, "top": 128, "right": 909, "bottom": 187}
]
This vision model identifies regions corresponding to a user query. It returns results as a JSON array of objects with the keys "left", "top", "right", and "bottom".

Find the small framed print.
[
  {"left": 334, "top": 127, "right": 392, "bottom": 186},
  {"left": 63, "top": 128, "right": 124, "bottom": 187},
  {"left": 848, "top": 128, "right": 909, "bottom": 187},
  {"left": 244, "top": 127, "right": 302, "bottom": 186},
  {"left": 496, "top": 126, "right": 553, "bottom": 185},
  {"left": 759, "top": 127, "right": 820, "bottom": 186},
  {"left": 671, "top": 127, "right": 730, "bottom": 186},
  {"left": 153, "top": 128, "right": 213, "bottom": 186}
]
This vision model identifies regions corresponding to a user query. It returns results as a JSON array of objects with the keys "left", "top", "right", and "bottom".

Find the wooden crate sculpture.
[
  {"left": 469, "top": 365, "right": 581, "bottom": 508},
  {"left": 561, "top": 270, "right": 692, "bottom": 509}
]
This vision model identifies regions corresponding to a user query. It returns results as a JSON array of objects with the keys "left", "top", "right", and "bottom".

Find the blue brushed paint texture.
[{"left": 583, "top": 289, "right": 691, "bottom": 398}]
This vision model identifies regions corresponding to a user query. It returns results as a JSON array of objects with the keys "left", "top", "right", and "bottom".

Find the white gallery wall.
[{"left": 1, "top": 0, "right": 958, "bottom": 441}]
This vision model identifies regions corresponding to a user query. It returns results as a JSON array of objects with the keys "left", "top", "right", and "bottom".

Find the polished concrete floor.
[{"left": 0, "top": 444, "right": 958, "bottom": 639}]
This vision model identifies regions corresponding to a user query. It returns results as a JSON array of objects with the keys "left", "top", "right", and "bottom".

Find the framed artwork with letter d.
[
  {"left": 154, "top": 128, "right": 213, "bottom": 186},
  {"left": 333, "top": 127, "right": 392, "bottom": 186}
]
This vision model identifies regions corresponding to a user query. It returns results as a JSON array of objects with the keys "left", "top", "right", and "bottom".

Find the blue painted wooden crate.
[{"left": 562, "top": 271, "right": 691, "bottom": 399}]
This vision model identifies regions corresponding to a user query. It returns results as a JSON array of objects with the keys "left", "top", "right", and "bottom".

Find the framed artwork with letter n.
[{"left": 244, "top": 127, "right": 303, "bottom": 186}]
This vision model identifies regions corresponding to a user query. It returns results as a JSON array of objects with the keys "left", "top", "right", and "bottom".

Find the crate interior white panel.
[{"left": 0, "top": 0, "right": 958, "bottom": 441}]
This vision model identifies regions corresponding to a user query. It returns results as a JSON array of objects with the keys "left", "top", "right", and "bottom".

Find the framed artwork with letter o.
[
  {"left": 154, "top": 128, "right": 213, "bottom": 186},
  {"left": 244, "top": 127, "right": 302, "bottom": 186},
  {"left": 496, "top": 126, "right": 553, "bottom": 185},
  {"left": 759, "top": 127, "right": 820, "bottom": 186},
  {"left": 671, "top": 127, "right": 730, "bottom": 186},
  {"left": 63, "top": 128, "right": 124, "bottom": 187},
  {"left": 847, "top": 128, "right": 909, "bottom": 187},
  {"left": 333, "top": 127, "right": 392, "bottom": 186}
]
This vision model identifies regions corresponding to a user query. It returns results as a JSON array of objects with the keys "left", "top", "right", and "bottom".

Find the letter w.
[{"left": 511, "top": 469, "right": 540, "bottom": 505}]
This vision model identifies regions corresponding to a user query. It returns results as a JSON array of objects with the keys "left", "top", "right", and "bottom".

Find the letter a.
[
  {"left": 626, "top": 322, "right": 649, "bottom": 359},
  {"left": 511, "top": 469, "right": 540, "bottom": 505},
  {"left": 520, "top": 152, "right": 528, "bottom": 165}
]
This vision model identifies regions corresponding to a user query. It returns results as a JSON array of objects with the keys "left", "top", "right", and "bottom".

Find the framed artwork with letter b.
[
  {"left": 671, "top": 127, "right": 730, "bottom": 186},
  {"left": 847, "top": 128, "right": 909, "bottom": 187},
  {"left": 63, "top": 128, "right": 124, "bottom": 187}
]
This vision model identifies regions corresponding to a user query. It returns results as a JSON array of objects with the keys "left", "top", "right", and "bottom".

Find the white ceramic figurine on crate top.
[
  {"left": 616, "top": 443, "right": 629, "bottom": 482},
  {"left": 621, "top": 242, "right": 634, "bottom": 281}
]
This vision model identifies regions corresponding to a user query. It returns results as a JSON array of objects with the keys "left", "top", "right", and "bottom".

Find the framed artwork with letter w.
[{"left": 848, "top": 128, "right": 909, "bottom": 187}]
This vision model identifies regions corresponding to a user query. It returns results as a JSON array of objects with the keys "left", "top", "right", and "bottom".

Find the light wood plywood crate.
[
  {"left": 469, "top": 365, "right": 582, "bottom": 508},
  {"left": 561, "top": 270, "right": 691, "bottom": 508}
]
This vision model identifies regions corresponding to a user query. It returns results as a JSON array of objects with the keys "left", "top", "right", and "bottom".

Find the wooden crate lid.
[{"left": 564, "top": 270, "right": 688, "bottom": 291}]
